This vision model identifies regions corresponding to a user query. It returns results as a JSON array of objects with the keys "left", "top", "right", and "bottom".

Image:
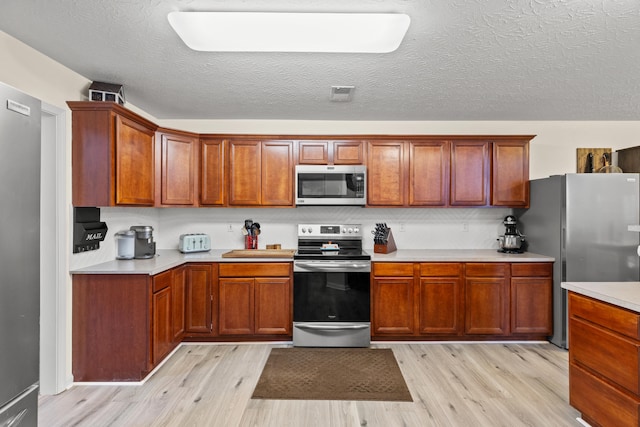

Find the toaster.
[{"left": 179, "top": 233, "right": 211, "bottom": 253}]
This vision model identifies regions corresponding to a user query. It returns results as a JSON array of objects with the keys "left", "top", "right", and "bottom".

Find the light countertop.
[
  {"left": 71, "top": 249, "right": 554, "bottom": 276},
  {"left": 562, "top": 281, "right": 640, "bottom": 313},
  {"left": 372, "top": 249, "right": 553, "bottom": 263}
]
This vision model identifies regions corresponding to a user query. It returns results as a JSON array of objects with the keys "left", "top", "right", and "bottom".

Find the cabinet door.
[
  {"left": 511, "top": 277, "right": 552, "bottom": 334},
  {"left": 333, "top": 141, "right": 364, "bottom": 164},
  {"left": 298, "top": 141, "right": 329, "bottom": 164},
  {"left": 152, "top": 286, "right": 172, "bottom": 365},
  {"left": 450, "top": 140, "right": 489, "bottom": 206},
  {"left": 185, "top": 264, "right": 213, "bottom": 334},
  {"left": 491, "top": 140, "right": 529, "bottom": 207},
  {"left": 419, "top": 277, "right": 462, "bottom": 334},
  {"left": 255, "top": 278, "right": 291, "bottom": 335},
  {"left": 367, "top": 141, "right": 406, "bottom": 206},
  {"left": 115, "top": 115, "right": 155, "bottom": 205},
  {"left": 158, "top": 131, "right": 197, "bottom": 206},
  {"left": 219, "top": 278, "right": 254, "bottom": 335},
  {"left": 372, "top": 277, "right": 415, "bottom": 335},
  {"left": 172, "top": 266, "right": 186, "bottom": 342},
  {"left": 465, "top": 276, "right": 509, "bottom": 335},
  {"left": 200, "top": 138, "right": 225, "bottom": 206},
  {"left": 228, "top": 140, "right": 261, "bottom": 205},
  {"left": 262, "top": 141, "right": 294, "bottom": 206},
  {"left": 409, "top": 141, "right": 450, "bottom": 206}
]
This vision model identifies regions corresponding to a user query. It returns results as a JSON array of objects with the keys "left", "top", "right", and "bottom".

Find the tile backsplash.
[{"left": 70, "top": 206, "right": 512, "bottom": 270}]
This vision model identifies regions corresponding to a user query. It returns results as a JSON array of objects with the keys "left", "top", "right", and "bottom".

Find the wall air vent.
[{"left": 330, "top": 86, "right": 355, "bottom": 102}]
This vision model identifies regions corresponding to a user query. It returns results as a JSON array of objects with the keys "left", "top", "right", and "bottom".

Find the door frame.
[{"left": 40, "top": 102, "right": 70, "bottom": 394}]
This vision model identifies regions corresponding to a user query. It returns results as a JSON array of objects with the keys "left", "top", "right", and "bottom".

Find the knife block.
[{"left": 374, "top": 228, "right": 397, "bottom": 254}]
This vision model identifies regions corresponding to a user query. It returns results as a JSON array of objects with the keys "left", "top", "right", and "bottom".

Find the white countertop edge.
[
  {"left": 562, "top": 281, "right": 640, "bottom": 313},
  {"left": 71, "top": 249, "right": 554, "bottom": 275},
  {"left": 372, "top": 249, "right": 553, "bottom": 263}
]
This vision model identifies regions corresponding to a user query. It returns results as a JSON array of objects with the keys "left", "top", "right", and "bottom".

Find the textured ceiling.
[{"left": 1, "top": 0, "right": 639, "bottom": 121}]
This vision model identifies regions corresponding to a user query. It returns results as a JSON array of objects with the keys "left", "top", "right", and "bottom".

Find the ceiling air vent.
[{"left": 330, "top": 86, "right": 355, "bottom": 102}]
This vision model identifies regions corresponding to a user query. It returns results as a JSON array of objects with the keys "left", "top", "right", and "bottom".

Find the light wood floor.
[{"left": 39, "top": 342, "right": 581, "bottom": 427}]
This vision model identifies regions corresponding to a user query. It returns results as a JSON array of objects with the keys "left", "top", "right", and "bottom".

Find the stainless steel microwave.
[{"left": 295, "top": 165, "right": 367, "bottom": 206}]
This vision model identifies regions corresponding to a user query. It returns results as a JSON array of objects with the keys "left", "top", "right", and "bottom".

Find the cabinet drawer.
[
  {"left": 511, "top": 263, "right": 552, "bottom": 277},
  {"left": 465, "top": 263, "right": 508, "bottom": 277},
  {"left": 152, "top": 270, "right": 173, "bottom": 293},
  {"left": 570, "top": 362, "right": 640, "bottom": 427},
  {"left": 570, "top": 317, "right": 640, "bottom": 394},
  {"left": 219, "top": 263, "right": 290, "bottom": 277},
  {"left": 570, "top": 293, "right": 640, "bottom": 340},
  {"left": 420, "top": 263, "right": 462, "bottom": 277},
  {"left": 373, "top": 263, "right": 414, "bottom": 277}
]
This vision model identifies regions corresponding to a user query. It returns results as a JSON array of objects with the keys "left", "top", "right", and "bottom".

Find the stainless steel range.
[{"left": 293, "top": 224, "right": 371, "bottom": 347}]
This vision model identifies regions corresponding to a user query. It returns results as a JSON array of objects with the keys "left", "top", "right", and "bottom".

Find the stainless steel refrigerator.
[
  {"left": 0, "top": 82, "right": 40, "bottom": 426},
  {"left": 516, "top": 174, "right": 640, "bottom": 348}
]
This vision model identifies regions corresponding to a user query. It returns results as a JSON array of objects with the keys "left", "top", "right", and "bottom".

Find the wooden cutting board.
[{"left": 221, "top": 249, "right": 296, "bottom": 258}]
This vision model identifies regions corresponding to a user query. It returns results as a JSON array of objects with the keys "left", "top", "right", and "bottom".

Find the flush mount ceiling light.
[{"left": 167, "top": 12, "right": 411, "bottom": 53}]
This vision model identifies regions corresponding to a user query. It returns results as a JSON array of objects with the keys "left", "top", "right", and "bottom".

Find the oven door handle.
[
  {"left": 295, "top": 323, "right": 370, "bottom": 331},
  {"left": 294, "top": 261, "right": 371, "bottom": 270}
]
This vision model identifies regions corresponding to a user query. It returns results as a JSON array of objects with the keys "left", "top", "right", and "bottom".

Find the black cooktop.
[
  {"left": 295, "top": 238, "right": 371, "bottom": 260},
  {"left": 294, "top": 248, "right": 371, "bottom": 261}
]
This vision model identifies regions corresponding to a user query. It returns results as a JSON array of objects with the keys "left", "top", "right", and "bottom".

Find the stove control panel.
[{"left": 298, "top": 224, "right": 362, "bottom": 238}]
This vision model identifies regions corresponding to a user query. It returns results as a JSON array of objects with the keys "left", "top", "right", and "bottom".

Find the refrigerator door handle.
[
  {"left": 562, "top": 227, "right": 566, "bottom": 249},
  {"left": 6, "top": 408, "right": 28, "bottom": 427}
]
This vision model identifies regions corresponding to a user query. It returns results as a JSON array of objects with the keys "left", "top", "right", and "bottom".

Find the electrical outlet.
[
  {"left": 399, "top": 223, "right": 406, "bottom": 232},
  {"left": 462, "top": 222, "right": 469, "bottom": 232},
  {"left": 227, "top": 224, "right": 233, "bottom": 232}
]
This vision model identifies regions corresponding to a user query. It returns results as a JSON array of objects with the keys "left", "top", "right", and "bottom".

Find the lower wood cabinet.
[
  {"left": 510, "top": 263, "right": 552, "bottom": 335},
  {"left": 152, "top": 270, "right": 175, "bottom": 365},
  {"left": 569, "top": 292, "right": 640, "bottom": 427},
  {"left": 371, "top": 262, "right": 415, "bottom": 335},
  {"left": 73, "top": 273, "right": 171, "bottom": 382},
  {"left": 371, "top": 261, "right": 552, "bottom": 340},
  {"left": 419, "top": 263, "right": 463, "bottom": 335},
  {"left": 172, "top": 266, "right": 187, "bottom": 341},
  {"left": 465, "top": 263, "right": 509, "bottom": 335},
  {"left": 184, "top": 263, "right": 216, "bottom": 336},
  {"left": 218, "top": 263, "right": 292, "bottom": 336}
]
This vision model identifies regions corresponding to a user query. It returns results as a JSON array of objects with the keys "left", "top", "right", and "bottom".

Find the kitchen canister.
[{"left": 115, "top": 230, "right": 135, "bottom": 259}]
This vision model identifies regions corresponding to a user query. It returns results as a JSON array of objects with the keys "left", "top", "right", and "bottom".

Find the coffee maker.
[
  {"left": 130, "top": 225, "right": 156, "bottom": 259},
  {"left": 497, "top": 215, "right": 525, "bottom": 254}
]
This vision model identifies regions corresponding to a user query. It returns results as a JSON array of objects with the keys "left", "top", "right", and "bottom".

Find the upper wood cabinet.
[
  {"left": 409, "top": 141, "right": 450, "bottom": 206},
  {"left": 298, "top": 141, "right": 329, "bottom": 164},
  {"left": 69, "top": 102, "right": 158, "bottom": 207},
  {"left": 367, "top": 141, "right": 406, "bottom": 206},
  {"left": 491, "top": 140, "right": 530, "bottom": 207},
  {"left": 450, "top": 140, "right": 489, "bottom": 206},
  {"left": 156, "top": 129, "right": 198, "bottom": 206},
  {"left": 68, "top": 101, "right": 532, "bottom": 209},
  {"left": 228, "top": 139, "right": 294, "bottom": 206},
  {"left": 298, "top": 140, "right": 364, "bottom": 165},
  {"left": 200, "top": 138, "right": 225, "bottom": 206}
]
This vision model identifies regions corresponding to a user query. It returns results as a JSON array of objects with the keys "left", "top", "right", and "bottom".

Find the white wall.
[{"left": 4, "top": 28, "right": 640, "bottom": 390}]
